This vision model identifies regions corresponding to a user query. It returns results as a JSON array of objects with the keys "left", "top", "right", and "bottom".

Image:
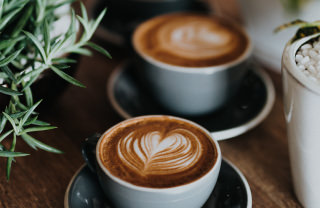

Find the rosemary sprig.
[{"left": 0, "top": 0, "right": 110, "bottom": 180}]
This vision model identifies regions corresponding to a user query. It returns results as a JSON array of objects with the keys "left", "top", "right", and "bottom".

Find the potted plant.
[
  {"left": 280, "top": 20, "right": 320, "bottom": 208},
  {"left": 236, "top": 0, "right": 320, "bottom": 71},
  {"left": 0, "top": 0, "right": 110, "bottom": 180}
]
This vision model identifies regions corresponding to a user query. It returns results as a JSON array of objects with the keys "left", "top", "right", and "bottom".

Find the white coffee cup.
[
  {"left": 83, "top": 115, "right": 222, "bottom": 208},
  {"left": 282, "top": 33, "right": 320, "bottom": 208}
]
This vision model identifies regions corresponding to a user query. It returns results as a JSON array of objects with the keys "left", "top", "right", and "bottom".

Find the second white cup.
[{"left": 133, "top": 13, "right": 252, "bottom": 116}]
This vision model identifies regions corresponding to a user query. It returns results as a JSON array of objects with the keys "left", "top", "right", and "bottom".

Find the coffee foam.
[
  {"left": 133, "top": 13, "right": 249, "bottom": 67},
  {"left": 99, "top": 116, "right": 217, "bottom": 188}
]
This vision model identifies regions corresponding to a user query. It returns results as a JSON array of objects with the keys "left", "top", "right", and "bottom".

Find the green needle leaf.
[
  {"left": 0, "top": 86, "right": 22, "bottom": 96},
  {"left": 7, "top": 134, "right": 16, "bottom": 181},
  {"left": 21, "top": 134, "right": 63, "bottom": 154},
  {"left": 23, "top": 31, "right": 47, "bottom": 64},
  {"left": 43, "top": 19, "right": 50, "bottom": 56},
  {"left": 66, "top": 9, "right": 77, "bottom": 43},
  {"left": 16, "top": 102, "right": 28, "bottom": 111},
  {"left": 18, "top": 65, "right": 47, "bottom": 85},
  {"left": 23, "top": 116, "right": 38, "bottom": 126},
  {"left": 0, "top": 115, "right": 7, "bottom": 134},
  {"left": 90, "top": 8, "right": 107, "bottom": 36},
  {"left": 0, "top": 130, "right": 13, "bottom": 142},
  {"left": 0, "top": 6, "right": 24, "bottom": 30},
  {"left": 31, "top": 119, "right": 50, "bottom": 126},
  {"left": 0, "top": 0, "right": 3, "bottom": 19},
  {"left": 20, "top": 126, "right": 57, "bottom": 134},
  {"left": 22, "top": 75, "right": 39, "bottom": 92},
  {"left": 0, "top": 144, "right": 7, "bottom": 151},
  {"left": 76, "top": 15, "right": 90, "bottom": 35},
  {"left": 3, "top": 112, "right": 19, "bottom": 135},
  {"left": 80, "top": 3, "right": 88, "bottom": 22},
  {"left": 1, "top": 66, "right": 17, "bottom": 83},
  {"left": 22, "top": 80, "right": 33, "bottom": 106},
  {"left": 50, "top": 65, "right": 86, "bottom": 88},
  {"left": 0, "top": 36, "right": 24, "bottom": 51},
  {"left": 11, "top": 4, "right": 34, "bottom": 38},
  {"left": 87, "top": 42, "right": 112, "bottom": 59},
  {"left": 46, "top": 0, "right": 76, "bottom": 12},
  {"left": 52, "top": 64, "right": 70, "bottom": 70},
  {"left": 24, "top": 86, "right": 33, "bottom": 107},
  {"left": 18, "top": 100, "right": 41, "bottom": 130},
  {"left": 0, "top": 47, "right": 24, "bottom": 67},
  {"left": 35, "top": 0, "right": 45, "bottom": 23},
  {"left": 52, "top": 58, "right": 76, "bottom": 64},
  {"left": 21, "top": 134, "right": 37, "bottom": 150},
  {"left": 0, "top": 151, "right": 29, "bottom": 157},
  {"left": 0, "top": 72, "right": 9, "bottom": 79},
  {"left": 69, "top": 48, "right": 92, "bottom": 56},
  {"left": 9, "top": 111, "right": 27, "bottom": 119}
]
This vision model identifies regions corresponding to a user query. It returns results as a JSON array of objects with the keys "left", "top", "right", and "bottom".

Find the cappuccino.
[
  {"left": 133, "top": 13, "right": 249, "bottom": 67},
  {"left": 99, "top": 116, "right": 217, "bottom": 188}
]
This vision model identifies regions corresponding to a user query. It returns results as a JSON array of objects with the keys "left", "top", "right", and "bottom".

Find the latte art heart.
[{"left": 117, "top": 129, "right": 201, "bottom": 176}]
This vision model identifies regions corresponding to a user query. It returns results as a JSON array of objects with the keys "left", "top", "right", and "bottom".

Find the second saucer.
[{"left": 107, "top": 61, "right": 275, "bottom": 140}]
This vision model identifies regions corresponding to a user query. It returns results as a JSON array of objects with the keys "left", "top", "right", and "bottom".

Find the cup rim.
[
  {"left": 96, "top": 115, "right": 222, "bottom": 192},
  {"left": 282, "top": 33, "right": 320, "bottom": 95},
  {"left": 132, "top": 12, "right": 253, "bottom": 74}
]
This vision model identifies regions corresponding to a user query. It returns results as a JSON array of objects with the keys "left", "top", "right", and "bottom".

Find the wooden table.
[{"left": 0, "top": 2, "right": 302, "bottom": 208}]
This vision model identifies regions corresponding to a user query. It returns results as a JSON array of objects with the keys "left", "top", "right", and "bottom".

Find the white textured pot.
[
  {"left": 238, "top": 0, "right": 320, "bottom": 71},
  {"left": 282, "top": 33, "right": 320, "bottom": 208}
]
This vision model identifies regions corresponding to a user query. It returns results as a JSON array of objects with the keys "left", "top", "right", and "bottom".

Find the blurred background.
[{"left": 91, "top": 0, "right": 320, "bottom": 72}]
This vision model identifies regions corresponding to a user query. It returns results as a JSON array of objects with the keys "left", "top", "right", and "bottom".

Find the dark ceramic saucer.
[
  {"left": 64, "top": 159, "right": 252, "bottom": 208},
  {"left": 107, "top": 62, "right": 275, "bottom": 140}
]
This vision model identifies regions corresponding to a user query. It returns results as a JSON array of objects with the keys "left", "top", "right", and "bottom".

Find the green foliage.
[
  {"left": 279, "top": 0, "right": 309, "bottom": 13},
  {"left": 275, "top": 19, "right": 320, "bottom": 43},
  {"left": 0, "top": 0, "right": 110, "bottom": 180}
]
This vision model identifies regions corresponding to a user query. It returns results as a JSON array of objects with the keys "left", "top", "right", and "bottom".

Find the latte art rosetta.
[
  {"left": 159, "top": 20, "right": 235, "bottom": 60},
  {"left": 99, "top": 116, "right": 217, "bottom": 188},
  {"left": 133, "top": 13, "right": 249, "bottom": 67},
  {"left": 117, "top": 129, "right": 201, "bottom": 176}
]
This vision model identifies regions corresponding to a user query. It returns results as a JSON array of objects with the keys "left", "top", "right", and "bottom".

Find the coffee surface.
[
  {"left": 133, "top": 13, "right": 249, "bottom": 67},
  {"left": 99, "top": 116, "right": 217, "bottom": 188}
]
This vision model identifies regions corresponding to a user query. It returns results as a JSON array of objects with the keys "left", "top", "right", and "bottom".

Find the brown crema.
[
  {"left": 133, "top": 13, "right": 249, "bottom": 67},
  {"left": 99, "top": 116, "right": 217, "bottom": 188}
]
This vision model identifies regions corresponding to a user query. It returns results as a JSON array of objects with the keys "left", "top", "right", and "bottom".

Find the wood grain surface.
[
  {"left": 0, "top": 0, "right": 303, "bottom": 207},
  {"left": 0, "top": 44, "right": 302, "bottom": 208}
]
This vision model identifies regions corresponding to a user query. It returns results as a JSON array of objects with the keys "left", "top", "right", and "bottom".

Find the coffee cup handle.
[{"left": 81, "top": 133, "right": 101, "bottom": 172}]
